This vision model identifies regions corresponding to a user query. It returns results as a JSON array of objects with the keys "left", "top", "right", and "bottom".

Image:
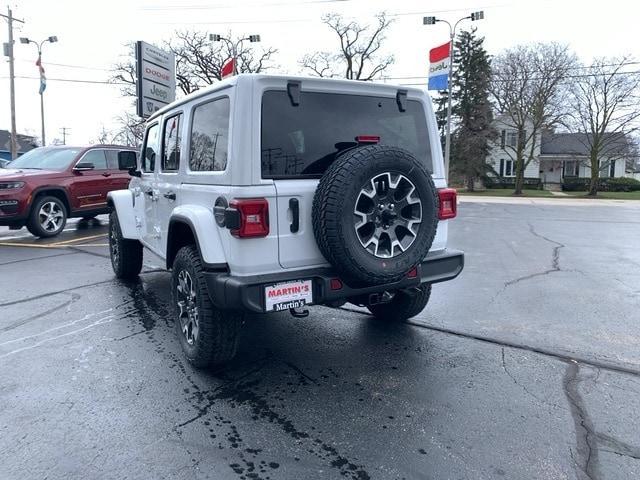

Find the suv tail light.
[
  {"left": 229, "top": 198, "right": 269, "bottom": 238},
  {"left": 437, "top": 188, "right": 457, "bottom": 220}
]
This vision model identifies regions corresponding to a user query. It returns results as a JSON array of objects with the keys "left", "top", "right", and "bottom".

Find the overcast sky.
[{"left": 2, "top": 0, "right": 640, "bottom": 145}]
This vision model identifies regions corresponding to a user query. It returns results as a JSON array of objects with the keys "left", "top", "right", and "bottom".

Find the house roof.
[
  {"left": 0, "top": 130, "right": 39, "bottom": 153},
  {"left": 540, "top": 132, "right": 631, "bottom": 157}
]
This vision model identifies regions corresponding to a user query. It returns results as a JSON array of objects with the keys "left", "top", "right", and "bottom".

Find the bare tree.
[
  {"left": 569, "top": 57, "right": 640, "bottom": 195},
  {"left": 301, "top": 13, "right": 394, "bottom": 80},
  {"left": 111, "top": 113, "right": 146, "bottom": 147},
  {"left": 167, "top": 31, "right": 278, "bottom": 94},
  {"left": 111, "top": 43, "right": 137, "bottom": 98},
  {"left": 491, "top": 43, "right": 576, "bottom": 194}
]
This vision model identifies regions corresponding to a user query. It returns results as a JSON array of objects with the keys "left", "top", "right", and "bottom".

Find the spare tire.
[{"left": 312, "top": 144, "right": 438, "bottom": 285}]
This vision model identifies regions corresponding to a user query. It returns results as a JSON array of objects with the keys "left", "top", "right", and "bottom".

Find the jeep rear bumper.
[{"left": 204, "top": 249, "right": 464, "bottom": 313}]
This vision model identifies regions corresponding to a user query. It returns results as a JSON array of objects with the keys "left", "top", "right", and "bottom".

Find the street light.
[
  {"left": 423, "top": 12, "right": 484, "bottom": 182},
  {"left": 209, "top": 33, "right": 261, "bottom": 75},
  {"left": 19, "top": 35, "right": 58, "bottom": 146}
]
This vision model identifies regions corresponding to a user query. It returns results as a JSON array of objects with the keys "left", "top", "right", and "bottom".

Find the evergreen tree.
[{"left": 448, "top": 28, "right": 495, "bottom": 190}]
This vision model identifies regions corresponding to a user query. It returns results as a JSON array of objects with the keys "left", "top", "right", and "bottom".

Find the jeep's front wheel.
[
  {"left": 109, "top": 211, "right": 143, "bottom": 279},
  {"left": 172, "top": 245, "right": 242, "bottom": 368},
  {"left": 367, "top": 283, "right": 432, "bottom": 321}
]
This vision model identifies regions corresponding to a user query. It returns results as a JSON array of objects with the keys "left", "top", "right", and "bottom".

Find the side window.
[
  {"left": 189, "top": 97, "right": 230, "bottom": 171},
  {"left": 105, "top": 150, "right": 118, "bottom": 169},
  {"left": 142, "top": 123, "right": 160, "bottom": 173},
  {"left": 162, "top": 114, "right": 182, "bottom": 172},
  {"left": 81, "top": 149, "right": 108, "bottom": 170}
]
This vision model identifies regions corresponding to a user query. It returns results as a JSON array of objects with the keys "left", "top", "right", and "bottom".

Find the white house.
[{"left": 485, "top": 116, "right": 629, "bottom": 189}]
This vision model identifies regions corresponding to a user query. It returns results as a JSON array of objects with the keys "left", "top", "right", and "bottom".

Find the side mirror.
[
  {"left": 128, "top": 167, "right": 141, "bottom": 177},
  {"left": 74, "top": 162, "right": 95, "bottom": 171},
  {"left": 118, "top": 151, "right": 137, "bottom": 171}
]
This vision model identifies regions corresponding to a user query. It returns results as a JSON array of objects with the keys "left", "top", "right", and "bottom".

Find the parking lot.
[{"left": 1, "top": 198, "right": 639, "bottom": 480}]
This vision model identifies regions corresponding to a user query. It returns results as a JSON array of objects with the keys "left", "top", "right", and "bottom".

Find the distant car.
[{"left": 0, "top": 145, "right": 137, "bottom": 237}]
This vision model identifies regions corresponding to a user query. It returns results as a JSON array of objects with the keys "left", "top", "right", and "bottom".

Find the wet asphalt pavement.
[{"left": 1, "top": 199, "right": 639, "bottom": 480}]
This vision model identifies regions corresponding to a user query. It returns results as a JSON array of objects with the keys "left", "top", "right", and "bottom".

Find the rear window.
[{"left": 261, "top": 91, "right": 432, "bottom": 178}]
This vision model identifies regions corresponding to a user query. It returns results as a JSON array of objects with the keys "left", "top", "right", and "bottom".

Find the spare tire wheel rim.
[
  {"left": 354, "top": 172, "right": 422, "bottom": 259},
  {"left": 176, "top": 270, "right": 199, "bottom": 345}
]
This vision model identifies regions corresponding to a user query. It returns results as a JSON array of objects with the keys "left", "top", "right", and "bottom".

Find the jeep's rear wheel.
[
  {"left": 26, "top": 195, "right": 67, "bottom": 238},
  {"left": 109, "top": 211, "right": 143, "bottom": 279},
  {"left": 312, "top": 145, "right": 438, "bottom": 285},
  {"left": 172, "top": 245, "right": 242, "bottom": 368},
  {"left": 367, "top": 283, "right": 432, "bottom": 321}
]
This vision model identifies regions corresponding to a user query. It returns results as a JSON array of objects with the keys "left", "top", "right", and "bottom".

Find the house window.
[
  {"left": 564, "top": 160, "right": 579, "bottom": 177},
  {"left": 499, "top": 158, "right": 515, "bottom": 177},
  {"left": 609, "top": 159, "right": 616, "bottom": 178},
  {"left": 501, "top": 129, "right": 518, "bottom": 149}
]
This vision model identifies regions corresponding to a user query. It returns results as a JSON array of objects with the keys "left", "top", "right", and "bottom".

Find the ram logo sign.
[{"left": 135, "top": 41, "right": 176, "bottom": 118}]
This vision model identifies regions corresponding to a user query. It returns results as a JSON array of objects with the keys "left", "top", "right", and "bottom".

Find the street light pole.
[
  {"left": 423, "top": 12, "right": 484, "bottom": 182},
  {"left": 19, "top": 35, "right": 58, "bottom": 147},
  {"left": 209, "top": 33, "right": 261, "bottom": 76}
]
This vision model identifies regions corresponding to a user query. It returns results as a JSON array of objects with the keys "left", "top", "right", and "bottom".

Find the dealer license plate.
[{"left": 264, "top": 279, "right": 313, "bottom": 312}]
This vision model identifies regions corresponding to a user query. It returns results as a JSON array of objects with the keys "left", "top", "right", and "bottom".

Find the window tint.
[
  {"left": 189, "top": 97, "right": 230, "bottom": 171},
  {"left": 163, "top": 114, "right": 182, "bottom": 171},
  {"left": 105, "top": 150, "right": 118, "bottom": 169},
  {"left": 261, "top": 91, "right": 432, "bottom": 178},
  {"left": 143, "top": 123, "right": 160, "bottom": 173},
  {"left": 81, "top": 149, "right": 108, "bottom": 170}
]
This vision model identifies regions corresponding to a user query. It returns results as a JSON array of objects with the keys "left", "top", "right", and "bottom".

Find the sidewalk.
[{"left": 459, "top": 195, "right": 640, "bottom": 207}]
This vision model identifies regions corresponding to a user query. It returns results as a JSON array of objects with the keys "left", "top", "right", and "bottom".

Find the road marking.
[
  {"left": 0, "top": 233, "right": 107, "bottom": 249},
  {"left": 50, "top": 233, "right": 107, "bottom": 245}
]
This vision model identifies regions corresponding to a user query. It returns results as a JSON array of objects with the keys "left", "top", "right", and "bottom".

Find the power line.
[
  {"left": 15, "top": 58, "right": 111, "bottom": 71},
  {"left": 0, "top": 75, "right": 126, "bottom": 85},
  {"left": 141, "top": 0, "right": 349, "bottom": 10}
]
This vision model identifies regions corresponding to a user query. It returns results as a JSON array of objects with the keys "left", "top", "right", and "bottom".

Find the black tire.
[
  {"left": 312, "top": 145, "right": 438, "bottom": 285},
  {"left": 367, "top": 283, "right": 432, "bottom": 321},
  {"left": 172, "top": 245, "right": 242, "bottom": 368},
  {"left": 109, "top": 211, "right": 143, "bottom": 279},
  {"left": 26, "top": 195, "right": 67, "bottom": 238}
]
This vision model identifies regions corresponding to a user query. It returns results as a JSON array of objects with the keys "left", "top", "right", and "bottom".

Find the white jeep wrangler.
[{"left": 108, "top": 74, "right": 464, "bottom": 368}]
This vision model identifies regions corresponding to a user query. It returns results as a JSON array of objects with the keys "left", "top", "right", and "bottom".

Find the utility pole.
[
  {"left": 1, "top": 7, "right": 25, "bottom": 159},
  {"left": 60, "top": 127, "right": 70, "bottom": 144}
]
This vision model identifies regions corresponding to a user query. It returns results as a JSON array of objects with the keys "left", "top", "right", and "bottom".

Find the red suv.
[{"left": 0, "top": 145, "right": 137, "bottom": 238}]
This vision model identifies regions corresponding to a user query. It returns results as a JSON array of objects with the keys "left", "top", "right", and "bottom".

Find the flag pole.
[{"left": 38, "top": 50, "right": 46, "bottom": 146}]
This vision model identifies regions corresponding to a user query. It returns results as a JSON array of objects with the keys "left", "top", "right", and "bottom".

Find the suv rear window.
[{"left": 261, "top": 91, "right": 432, "bottom": 178}]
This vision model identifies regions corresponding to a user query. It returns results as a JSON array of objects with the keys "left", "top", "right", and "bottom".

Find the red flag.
[{"left": 221, "top": 58, "right": 235, "bottom": 78}]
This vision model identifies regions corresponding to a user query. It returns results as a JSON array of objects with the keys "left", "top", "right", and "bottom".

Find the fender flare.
[
  {"left": 107, "top": 190, "right": 138, "bottom": 239},
  {"left": 31, "top": 186, "right": 72, "bottom": 215},
  {"left": 167, "top": 205, "right": 228, "bottom": 270}
]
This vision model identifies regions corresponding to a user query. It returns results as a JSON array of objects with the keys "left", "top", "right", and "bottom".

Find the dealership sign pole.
[{"left": 135, "top": 41, "right": 176, "bottom": 118}]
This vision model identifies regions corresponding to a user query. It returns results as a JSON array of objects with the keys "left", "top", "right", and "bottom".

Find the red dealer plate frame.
[{"left": 264, "top": 279, "right": 313, "bottom": 312}]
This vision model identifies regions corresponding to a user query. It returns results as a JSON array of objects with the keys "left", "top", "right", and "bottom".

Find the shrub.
[{"left": 562, "top": 177, "right": 640, "bottom": 192}]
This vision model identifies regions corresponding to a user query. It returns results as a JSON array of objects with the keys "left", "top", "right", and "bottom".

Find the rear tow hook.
[{"left": 289, "top": 307, "right": 309, "bottom": 318}]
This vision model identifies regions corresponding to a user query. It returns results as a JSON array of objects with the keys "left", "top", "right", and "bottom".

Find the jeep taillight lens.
[
  {"left": 230, "top": 198, "right": 269, "bottom": 238},
  {"left": 438, "top": 188, "right": 457, "bottom": 220}
]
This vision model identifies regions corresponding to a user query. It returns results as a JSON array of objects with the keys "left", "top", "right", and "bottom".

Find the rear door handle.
[
  {"left": 163, "top": 191, "right": 176, "bottom": 201},
  {"left": 102, "top": 172, "right": 111, "bottom": 177},
  {"left": 289, "top": 198, "right": 299, "bottom": 233}
]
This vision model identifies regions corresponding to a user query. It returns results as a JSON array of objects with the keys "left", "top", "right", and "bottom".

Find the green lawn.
[
  {"left": 562, "top": 191, "right": 640, "bottom": 200},
  {"left": 458, "top": 188, "right": 554, "bottom": 197}
]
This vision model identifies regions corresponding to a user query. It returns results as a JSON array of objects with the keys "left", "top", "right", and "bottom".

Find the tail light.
[
  {"left": 229, "top": 198, "right": 269, "bottom": 238},
  {"left": 437, "top": 188, "right": 457, "bottom": 220},
  {"left": 355, "top": 135, "right": 380, "bottom": 144}
]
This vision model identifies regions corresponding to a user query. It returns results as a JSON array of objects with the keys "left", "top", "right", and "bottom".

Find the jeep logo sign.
[{"left": 135, "top": 40, "right": 176, "bottom": 118}]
